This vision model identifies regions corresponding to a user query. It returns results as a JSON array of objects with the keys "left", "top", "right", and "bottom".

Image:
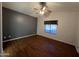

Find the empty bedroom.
[{"left": 2, "top": 2, "right": 79, "bottom": 57}]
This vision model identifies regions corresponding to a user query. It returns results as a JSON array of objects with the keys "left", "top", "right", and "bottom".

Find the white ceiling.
[{"left": 2, "top": 2, "right": 79, "bottom": 17}]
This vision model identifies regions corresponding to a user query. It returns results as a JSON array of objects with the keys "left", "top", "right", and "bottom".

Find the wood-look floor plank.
[{"left": 3, "top": 35, "right": 79, "bottom": 57}]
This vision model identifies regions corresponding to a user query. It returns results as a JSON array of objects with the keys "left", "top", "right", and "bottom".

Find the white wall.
[
  {"left": 76, "top": 12, "right": 79, "bottom": 53},
  {"left": 37, "top": 11, "right": 77, "bottom": 45},
  {"left": 0, "top": 2, "right": 2, "bottom": 56}
]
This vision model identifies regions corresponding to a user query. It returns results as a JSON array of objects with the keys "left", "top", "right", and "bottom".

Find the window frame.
[{"left": 44, "top": 20, "right": 58, "bottom": 35}]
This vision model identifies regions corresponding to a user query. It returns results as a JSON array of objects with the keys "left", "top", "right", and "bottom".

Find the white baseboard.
[
  {"left": 3, "top": 34, "right": 36, "bottom": 42},
  {"left": 38, "top": 34, "right": 74, "bottom": 46},
  {"left": 75, "top": 46, "right": 79, "bottom": 54}
]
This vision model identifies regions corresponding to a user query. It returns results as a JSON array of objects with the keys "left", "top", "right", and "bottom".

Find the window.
[{"left": 44, "top": 20, "right": 58, "bottom": 34}]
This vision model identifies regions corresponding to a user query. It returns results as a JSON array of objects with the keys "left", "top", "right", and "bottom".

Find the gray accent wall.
[
  {"left": 0, "top": 3, "right": 2, "bottom": 56},
  {"left": 3, "top": 7, "right": 37, "bottom": 41}
]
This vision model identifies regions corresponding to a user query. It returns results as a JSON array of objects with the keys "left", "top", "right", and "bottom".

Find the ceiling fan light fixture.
[
  {"left": 42, "top": 6, "right": 46, "bottom": 11},
  {"left": 40, "top": 10, "right": 44, "bottom": 15},
  {"left": 40, "top": 6, "right": 46, "bottom": 15}
]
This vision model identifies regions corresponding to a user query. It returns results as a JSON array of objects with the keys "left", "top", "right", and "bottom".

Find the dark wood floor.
[{"left": 3, "top": 35, "right": 79, "bottom": 57}]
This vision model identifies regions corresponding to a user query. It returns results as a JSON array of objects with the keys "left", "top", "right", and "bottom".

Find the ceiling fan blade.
[
  {"left": 44, "top": 9, "right": 52, "bottom": 17},
  {"left": 33, "top": 8, "right": 38, "bottom": 10}
]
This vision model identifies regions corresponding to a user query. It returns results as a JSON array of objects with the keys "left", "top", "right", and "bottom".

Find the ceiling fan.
[{"left": 33, "top": 2, "right": 52, "bottom": 17}]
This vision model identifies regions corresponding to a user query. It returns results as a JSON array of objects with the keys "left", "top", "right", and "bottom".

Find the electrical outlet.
[
  {"left": 4, "top": 36, "right": 6, "bottom": 39},
  {"left": 8, "top": 35, "right": 11, "bottom": 38}
]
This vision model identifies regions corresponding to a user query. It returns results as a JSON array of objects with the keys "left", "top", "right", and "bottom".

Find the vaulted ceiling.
[{"left": 2, "top": 2, "right": 79, "bottom": 17}]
